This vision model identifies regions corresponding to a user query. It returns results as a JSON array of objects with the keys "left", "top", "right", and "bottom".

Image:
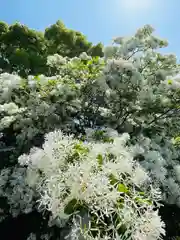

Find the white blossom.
[
  {"left": 19, "top": 130, "right": 165, "bottom": 240},
  {"left": 79, "top": 52, "right": 91, "bottom": 61},
  {"left": 47, "top": 54, "right": 67, "bottom": 67},
  {"left": 0, "top": 116, "right": 16, "bottom": 129}
]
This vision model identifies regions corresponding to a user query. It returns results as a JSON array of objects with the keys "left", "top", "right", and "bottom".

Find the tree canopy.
[
  {"left": 0, "top": 20, "right": 103, "bottom": 77},
  {"left": 1, "top": 23, "right": 180, "bottom": 239}
]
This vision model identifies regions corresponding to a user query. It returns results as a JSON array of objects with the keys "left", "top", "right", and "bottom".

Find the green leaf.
[
  {"left": 175, "top": 136, "right": 180, "bottom": 142},
  {"left": 139, "top": 191, "right": 145, "bottom": 196},
  {"left": 118, "top": 184, "right": 129, "bottom": 193},
  {"left": 103, "top": 136, "right": 114, "bottom": 143},
  {"left": 109, "top": 174, "right": 118, "bottom": 185},
  {"left": 135, "top": 197, "right": 152, "bottom": 205},
  {"left": 73, "top": 143, "right": 89, "bottom": 155},
  {"left": 64, "top": 198, "right": 78, "bottom": 214},
  {"left": 167, "top": 79, "right": 172, "bottom": 85},
  {"left": 97, "top": 154, "right": 103, "bottom": 165}
]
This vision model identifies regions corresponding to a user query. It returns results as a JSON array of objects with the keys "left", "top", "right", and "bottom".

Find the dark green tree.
[
  {"left": 0, "top": 22, "right": 47, "bottom": 76},
  {"left": 45, "top": 20, "right": 94, "bottom": 57},
  {"left": 0, "top": 20, "right": 104, "bottom": 77},
  {"left": 88, "top": 43, "right": 104, "bottom": 57}
]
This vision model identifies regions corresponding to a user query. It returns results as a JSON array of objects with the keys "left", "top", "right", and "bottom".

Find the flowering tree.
[{"left": 1, "top": 24, "right": 180, "bottom": 239}]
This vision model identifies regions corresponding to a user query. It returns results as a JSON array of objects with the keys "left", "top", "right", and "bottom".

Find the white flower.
[
  {"left": 104, "top": 45, "right": 119, "bottom": 58},
  {"left": 19, "top": 130, "right": 164, "bottom": 240},
  {"left": 47, "top": 54, "right": 67, "bottom": 67},
  {"left": 99, "top": 107, "right": 111, "bottom": 117},
  {"left": 70, "top": 57, "right": 81, "bottom": 65},
  {"left": 79, "top": 52, "right": 91, "bottom": 61},
  {"left": 131, "top": 165, "right": 149, "bottom": 186},
  {"left": 133, "top": 211, "right": 165, "bottom": 240},
  {"left": 174, "top": 165, "right": 180, "bottom": 182},
  {"left": 0, "top": 102, "right": 25, "bottom": 115},
  {"left": 0, "top": 73, "right": 21, "bottom": 88},
  {"left": 0, "top": 73, "right": 22, "bottom": 100},
  {"left": 0, "top": 116, "right": 16, "bottom": 129},
  {"left": 106, "top": 58, "right": 135, "bottom": 73},
  {"left": 28, "top": 76, "right": 37, "bottom": 88},
  {"left": 27, "top": 233, "right": 37, "bottom": 240}
]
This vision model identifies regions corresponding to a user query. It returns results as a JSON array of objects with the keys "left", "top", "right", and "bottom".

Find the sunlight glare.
[{"left": 120, "top": 0, "right": 153, "bottom": 11}]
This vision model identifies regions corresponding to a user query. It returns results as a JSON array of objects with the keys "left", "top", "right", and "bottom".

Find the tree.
[
  {"left": 88, "top": 42, "right": 104, "bottom": 57},
  {"left": 0, "top": 20, "right": 104, "bottom": 77},
  {"left": 2, "top": 24, "right": 180, "bottom": 239},
  {"left": 45, "top": 20, "right": 93, "bottom": 57},
  {"left": 0, "top": 22, "right": 47, "bottom": 77}
]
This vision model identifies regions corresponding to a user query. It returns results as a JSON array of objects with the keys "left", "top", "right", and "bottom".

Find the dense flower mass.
[
  {"left": 1, "top": 24, "right": 180, "bottom": 239},
  {"left": 18, "top": 129, "right": 165, "bottom": 240}
]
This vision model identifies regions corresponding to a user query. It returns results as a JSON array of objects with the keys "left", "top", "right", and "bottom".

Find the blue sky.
[{"left": 1, "top": 0, "right": 180, "bottom": 58}]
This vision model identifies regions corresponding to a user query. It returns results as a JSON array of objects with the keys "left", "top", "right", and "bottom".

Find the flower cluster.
[
  {"left": 0, "top": 102, "right": 26, "bottom": 130},
  {"left": 19, "top": 130, "right": 165, "bottom": 240},
  {"left": 0, "top": 166, "right": 36, "bottom": 218},
  {"left": 0, "top": 73, "right": 22, "bottom": 101}
]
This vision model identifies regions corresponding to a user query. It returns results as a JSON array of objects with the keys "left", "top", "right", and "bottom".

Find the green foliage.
[
  {"left": 0, "top": 20, "right": 103, "bottom": 77},
  {"left": 0, "top": 21, "right": 8, "bottom": 36}
]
